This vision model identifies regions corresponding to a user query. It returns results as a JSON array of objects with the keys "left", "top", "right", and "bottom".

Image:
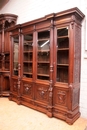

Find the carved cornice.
[{"left": 0, "top": 13, "right": 18, "bottom": 29}]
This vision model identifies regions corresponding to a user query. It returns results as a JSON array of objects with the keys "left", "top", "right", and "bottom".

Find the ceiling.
[{"left": 0, "top": 0, "right": 9, "bottom": 10}]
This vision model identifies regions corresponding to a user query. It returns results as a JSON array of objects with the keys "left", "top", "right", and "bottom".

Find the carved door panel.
[
  {"left": 53, "top": 87, "right": 68, "bottom": 108},
  {"left": 21, "top": 81, "right": 33, "bottom": 99},
  {"left": 12, "top": 79, "right": 18, "bottom": 93},
  {"left": 35, "top": 83, "right": 49, "bottom": 104}
]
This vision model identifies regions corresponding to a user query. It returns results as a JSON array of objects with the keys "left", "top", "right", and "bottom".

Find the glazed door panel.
[
  {"left": 13, "top": 36, "right": 19, "bottom": 76},
  {"left": 36, "top": 30, "right": 50, "bottom": 81}
]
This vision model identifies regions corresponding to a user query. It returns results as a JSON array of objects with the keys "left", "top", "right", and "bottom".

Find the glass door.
[
  {"left": 57, "top": 27, "right": 69, "bottom": 83},
  {"left": 37, "top": 30, "right": 50, "bottom": 80},
  {"left": 13, "top": 36, "right": 19, "bottom": 76},
  {"left": 23, "top": 33, "right": 33, "bottom": 78}
]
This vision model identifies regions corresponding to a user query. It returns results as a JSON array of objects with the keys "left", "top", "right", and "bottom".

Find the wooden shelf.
[
  {"left": 38, "top": 38, "right": 49, "bottom": 41},
  {"left": 37, "top": 61, "right": 49, "bottom": 63},
  {"left": 58, "top": 48, "right": 69, "bottom": 51},
  {"left": 37, "top": 73, "right": 49, "bottom": 77},
  {"left": 24, "top": 40, "right": 33, "bottom": 43},
  {"left": 57, "top": 35, "right": 68, "bottom": 39},
  {"left": 38, "top": 50, "right": 50, "bottom": 52},
  {"left": 23, "top": 72, "right": 32, "bottom": 75},
  {"left": 23, "top": 50, "right": 33, "bottom": 54},
  {"left": 57, "top": 64, "right": 69, "bottom": 66},
  {"left": 23, "top": 61, "right": 32, "bottom": 63}
]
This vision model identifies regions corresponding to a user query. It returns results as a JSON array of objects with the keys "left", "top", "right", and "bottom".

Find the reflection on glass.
[
  {"left": 37, "top": 30, "right": 50, "bottom": 80},
  {"left": 13, "top": 36, "right": 19, "bottom": 76},
  {"left": 57, "top": 27, "right": 69, "bottom": 83},
  {"left": 23, "top": 33, "right": 33, "bottom": 78}
]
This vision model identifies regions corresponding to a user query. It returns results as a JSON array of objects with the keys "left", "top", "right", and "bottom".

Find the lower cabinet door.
[
  {"left": 21, "top": 81, "right": 33, "bottom": 98},
  {"left": 21, "top": 81, "right": 34, "bottom": 108},
  {"left": 10, "top": 78, "right": 18, "bottom": 102}
]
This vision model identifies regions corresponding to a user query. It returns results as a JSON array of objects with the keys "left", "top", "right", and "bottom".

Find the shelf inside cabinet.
[
  {"left": 57, "top": 66, "right": 68, "bottom": 83},
  {"left": 24, "top": 44, "right": 33, "bottom": 51},
  {"left": 37, "top": 73, "right": 49, "bottom": 77},
  {"left": 57, "top": 50, "right": 69, "bottom": 65},
  {"left": 38, "top": 51, "right": 50, "bottom": 62},
  {"left": 58, "top": 48, "right": 69, "bottom": 51},
  {"left": 37, "top": 63, "right": 49, "bottom": 77},
  {"left": 37, "top": 30, "right": 50, "bottom": 81},
  {"left": 57, "top": 27, "right": 69, "bottom": 83},
  {"left": 23, "top": 52, "right": 33, "bottom": 61},
  {"left": 23, "top": 72, "right": 32, "bottom": 78},
  {"left": 57, "top": 27, "right": 68, "bottom": 36},
  {"left": 23, "top": 62, "right": 32, "bottom": 73},
  {"left": 23, "top": 33, "right": 33, "bottom": 51},
  {"left": 37, "top": 75, "right": 49, "bottom": 80},
  {"left": 57, "top": 37, "right": 69, "bottom": 49},
  {"left": 57, "top": 64, "right": 69, "bottom": 66},
  {"left": 38, "top": 38, "right": 50, "bottom": 41},
  {"left": 38, "top": 61, "right": 50, "bottom": 63}
]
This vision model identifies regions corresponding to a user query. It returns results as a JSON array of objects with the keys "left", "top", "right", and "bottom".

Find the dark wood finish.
[
  {"left": 9, "top": 7, "right": 84, "bottom": 124},
  {"left": 0, "top": 14, "right": 17, "bottom": 96}
]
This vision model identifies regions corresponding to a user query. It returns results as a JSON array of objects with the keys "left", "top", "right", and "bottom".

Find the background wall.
[{"left": 0, "top": 0, "right": 87, "bottom": 119}]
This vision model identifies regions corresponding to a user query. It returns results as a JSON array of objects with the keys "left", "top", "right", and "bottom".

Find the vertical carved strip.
[
  {"left": 2, "top": 21, "right": 5, "bottom": 70},
  {"left": 17, "top": 27, "right": 21, "bottom": 104},
  {"left": 17, "top": 63, "right": 21, "bottom": 104},
  {"left": 47, "top": 19, "right": 54, "bottom": 117},
  {"left": 2, "top": 21, "right": 5, "bottom": 52},
  {"left": 1, "top": 53, "right": 5, "bottom": 70}
]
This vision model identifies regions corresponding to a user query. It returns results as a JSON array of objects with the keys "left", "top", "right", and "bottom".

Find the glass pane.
[
  {"left": 23, "top": 33, "right": 33, "bottom": 78},
  {"left": 24, "top": 34, "right": 33, "bottom": 51},
  {"left": 57, "top": 27, "right": 69, "bottom": 83},
  {"left": 58, "top": 37, "right": 69, "bottom": 49},
  {"left": 57, "top": 27, "right": 68, "bottom": 36},
  {"left": 37, "top": 30, "right": 50, "bottom": 80},
  {"left": 13, "top": 36, "right": 19, "bottom": 76}
]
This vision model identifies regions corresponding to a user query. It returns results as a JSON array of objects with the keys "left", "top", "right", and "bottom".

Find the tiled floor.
[{"left": 0, "top": 97, "right": 87, "bottom": 130}]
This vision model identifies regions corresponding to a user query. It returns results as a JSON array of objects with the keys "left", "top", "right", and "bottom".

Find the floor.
[{"left": 0, "top": 98, "right": 87, "bottom": 130}]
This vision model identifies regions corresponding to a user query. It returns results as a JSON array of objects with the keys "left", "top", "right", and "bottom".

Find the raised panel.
[
  {"left": 22, "top": 82, "right": 33, "bottom": 98},
  {"left": 35, "top": 84, "right": 49, "bottom": 103},
  {"left": 53, "top": 87, "right": 68, "bottom": 107},
  {"left": 12, "top": 80, "right": 18, "bottom": 93}
]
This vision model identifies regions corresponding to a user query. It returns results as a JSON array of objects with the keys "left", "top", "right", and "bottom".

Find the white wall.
[{"left": 1, "top": 0, "right": 87, "bottom": 119}]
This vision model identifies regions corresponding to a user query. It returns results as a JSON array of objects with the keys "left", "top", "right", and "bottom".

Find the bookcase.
[
  {"left": 0, "top": 14, "right": 17, "bottom": 96},
  {"left": 9, "top": 8, "right": 84, "bottom": 124}
]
